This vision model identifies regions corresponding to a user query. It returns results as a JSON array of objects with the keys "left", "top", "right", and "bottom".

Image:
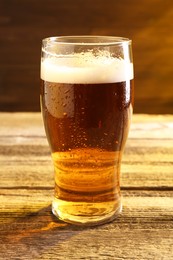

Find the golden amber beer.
[{"left": 40, "top": 36, "right": 134, "bottom": 225}]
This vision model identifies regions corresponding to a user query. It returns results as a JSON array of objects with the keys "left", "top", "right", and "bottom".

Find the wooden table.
[{"left": 0, "top": 113, "right": 173, "bottom": 259}]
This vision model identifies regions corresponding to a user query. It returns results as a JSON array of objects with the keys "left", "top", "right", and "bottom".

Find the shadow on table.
[{"left": 2, "top": 205, "right": 99, "bottom": 258}]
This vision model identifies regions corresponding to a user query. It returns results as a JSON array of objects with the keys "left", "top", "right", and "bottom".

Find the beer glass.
[{"left": 40, "top": 36, "right": 134, "bottom": 226}]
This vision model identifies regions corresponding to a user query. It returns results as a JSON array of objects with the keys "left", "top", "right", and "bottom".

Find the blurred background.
[{"left": 0, "top": 0, "right": 173, "bottom": 114}]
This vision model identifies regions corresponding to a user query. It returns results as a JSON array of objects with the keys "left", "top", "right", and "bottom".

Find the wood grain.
[
  {"left": 0, "top": 113, "right": 173, "bottom": 259},
  {"left": 0, "top": 0, "right": 173, "bottom": 113}
]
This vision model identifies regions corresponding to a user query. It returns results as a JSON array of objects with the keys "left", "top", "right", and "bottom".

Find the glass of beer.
[{"left": 40, "top": 36, "right": 134, "bottom": 226}]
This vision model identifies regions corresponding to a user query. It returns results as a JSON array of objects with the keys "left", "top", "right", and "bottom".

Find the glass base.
[{"left": 52, "top": 198, "right": 122, "bottom": 226}]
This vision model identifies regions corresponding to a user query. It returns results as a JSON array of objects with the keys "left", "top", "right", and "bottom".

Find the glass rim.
[{"left": 42, "top": 35, "right": 132, "bottom": 46}]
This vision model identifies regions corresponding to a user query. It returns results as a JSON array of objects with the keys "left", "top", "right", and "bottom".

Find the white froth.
[{"left": 41, "top": 54, "right": 133, "bottom": 84}]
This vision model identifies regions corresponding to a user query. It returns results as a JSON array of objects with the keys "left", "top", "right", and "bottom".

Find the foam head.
[{"left": 41, "top": 52, "right": 134, "bottom": 84}]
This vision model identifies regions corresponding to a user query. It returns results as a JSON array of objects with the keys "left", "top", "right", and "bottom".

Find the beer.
[{"left": 41, "top": 51, "right": 134, "bottom": 225}]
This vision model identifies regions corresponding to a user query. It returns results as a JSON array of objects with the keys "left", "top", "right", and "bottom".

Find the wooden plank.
[
  {"left": 0, "top": 114, "right": 173, "bottom": 188},
  {"left": 1, "top": 225, "right": 172, "bottom": 260},
  {"left": 1, "top": 230, "right": 173, "bottom": 259},
  {"left": 0, "top": 161, "right": 172, "bottom": 188},
  {"left": 1, "top": 194, "right": 173, "bottom": 231},
  {"left": 1, "top": 113, "right": 173, "bottom": 137},
  {"left": 0, "top": 153, "right": 173, "bottom": 188}
]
